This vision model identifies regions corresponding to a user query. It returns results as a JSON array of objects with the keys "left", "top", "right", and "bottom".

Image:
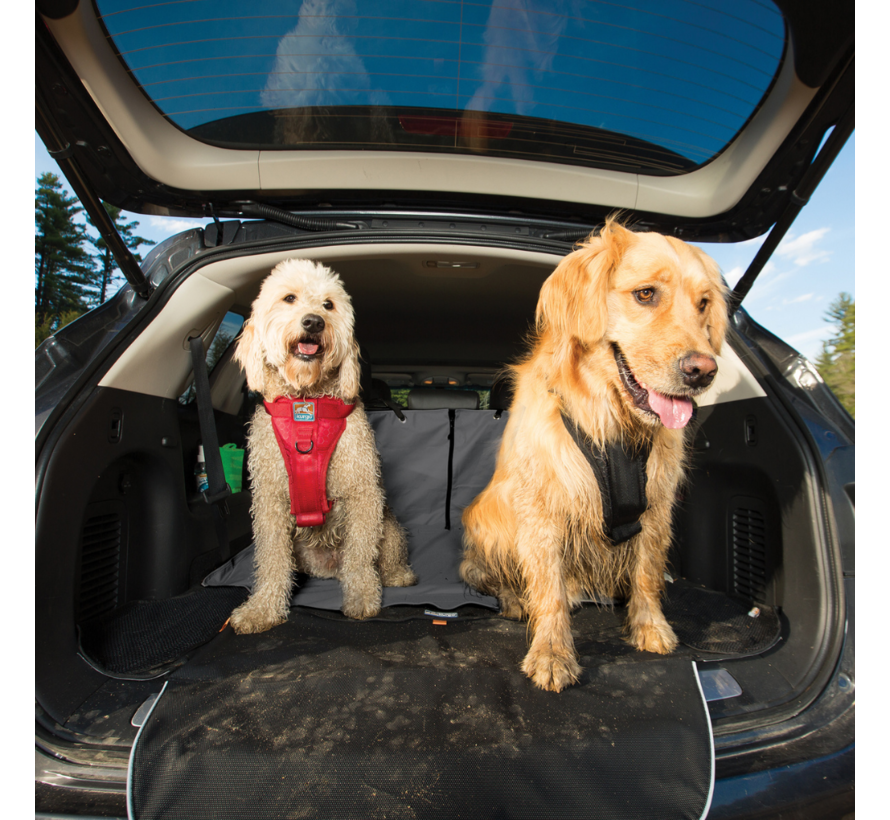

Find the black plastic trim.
[{"left": 703, "top": 329, "right": 848, "bottom": 759}]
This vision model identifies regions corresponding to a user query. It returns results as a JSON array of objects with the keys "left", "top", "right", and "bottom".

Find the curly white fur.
[{"left": 229, "top": 259, "right": 416, "bottom": 632}]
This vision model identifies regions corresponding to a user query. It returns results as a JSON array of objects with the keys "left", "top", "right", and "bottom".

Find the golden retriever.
[{"left": 460, "top": 218, "right": 729, "bottom": 692}]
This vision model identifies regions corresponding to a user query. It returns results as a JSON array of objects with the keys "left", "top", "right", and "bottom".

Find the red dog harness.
[{"left": 263, "top": 397, "right": 355, "bottom": 527}]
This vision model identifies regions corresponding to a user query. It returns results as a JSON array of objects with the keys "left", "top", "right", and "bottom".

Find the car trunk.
[{"left": 35, "top": 237, "right": 844, "bottom": 817}]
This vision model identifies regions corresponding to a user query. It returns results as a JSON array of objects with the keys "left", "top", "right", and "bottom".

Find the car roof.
[{"left": 36, "top": 0, "right": 853, "bottom": 241}]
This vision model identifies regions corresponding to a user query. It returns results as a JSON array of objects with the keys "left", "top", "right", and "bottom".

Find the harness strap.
[
  {"left": 264, "top": 397, "right": 355, "bottom": 527},
  {"left": 560, "top": 412, "right": 651, "bottom": 545}
]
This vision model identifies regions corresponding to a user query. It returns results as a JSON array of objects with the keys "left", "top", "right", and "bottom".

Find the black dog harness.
[{"left": 560, "top": 412, "right": 651, "bottom": 545}]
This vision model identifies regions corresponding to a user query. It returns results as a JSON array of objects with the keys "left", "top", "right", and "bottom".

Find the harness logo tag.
[{"left": 293, "top": 400, "right": 315, "bottom": 422}]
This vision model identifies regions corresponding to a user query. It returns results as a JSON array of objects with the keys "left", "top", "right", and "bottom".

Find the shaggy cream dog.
[{"left": 229, "top": 258, "right": 416, "bottom": 632}]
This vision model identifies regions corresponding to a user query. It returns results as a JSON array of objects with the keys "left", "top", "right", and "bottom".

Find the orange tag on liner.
[{"left": 432, "top": 620, "right": 448, "bottom": 626}]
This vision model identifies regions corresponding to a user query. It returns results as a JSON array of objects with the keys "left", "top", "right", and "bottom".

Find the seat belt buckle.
[{"left": 202, "top": 484, "right": 232, "bottom": 512}]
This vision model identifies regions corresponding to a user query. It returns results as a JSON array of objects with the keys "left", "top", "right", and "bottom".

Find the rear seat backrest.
[{"left": 368, "top": 408, "right": 505, "bottom": 530}]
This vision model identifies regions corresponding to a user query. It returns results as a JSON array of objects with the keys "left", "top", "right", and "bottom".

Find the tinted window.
[
  {"left": 179, "top": 311, "right": 245, "bottom": 404},
  {"left": 97, "top": 0, "right": 785, "bottom": 172}
]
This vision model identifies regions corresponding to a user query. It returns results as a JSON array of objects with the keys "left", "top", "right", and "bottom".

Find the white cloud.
[
  {"left": 742, "top": 262, "right": 793, "bottom": 303},
  {"left": 775, "top": 228, "right": 832, "bottom": 266},
  {"left": 786, "top": 326, "right": 829, "bottom": 359},
  {"left": 723, "top": 265, "right": 744, "bottom": 287},
  {"left": 783, "top": 292, "right": 814, "bottom": 305},
  {"left": 148, "top": 216, "right": 208, "bottom": 234}
]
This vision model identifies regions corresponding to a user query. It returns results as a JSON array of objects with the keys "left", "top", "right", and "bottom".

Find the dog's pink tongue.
[
  {"left": 298, "top": 342, "right": 319, "bottom": 355},
  {"left": 646, "top": 388, "right": 693, "bottom": 429}
]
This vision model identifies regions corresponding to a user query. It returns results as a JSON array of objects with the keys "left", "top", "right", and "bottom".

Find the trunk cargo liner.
[{"left": 129, "top": 613, "right": 715, "bottom": 820}]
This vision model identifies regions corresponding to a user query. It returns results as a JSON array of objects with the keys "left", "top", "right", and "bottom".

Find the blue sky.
[
  {"left": 695, "top": 132, "right": 855, "bottom": 361},
  {"left": 34, "top": 129, "right": 854, "bottom": 361}
]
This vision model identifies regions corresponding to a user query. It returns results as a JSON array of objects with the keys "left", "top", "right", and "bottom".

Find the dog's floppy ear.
[
  {"left": 232, "top": 319, "right": 267, "bottom": 392},
  {"left": 537, "top": 244, "right": 589, "bottom": 338},
  {"left": 691, "top": 246, "right": 730, "bottom": 354},
  {"left": 336, "top": 337, "right": 362, "bottom": 402},
  {"left": 536, "top": 215, "right": 633, "bottom": 342}
]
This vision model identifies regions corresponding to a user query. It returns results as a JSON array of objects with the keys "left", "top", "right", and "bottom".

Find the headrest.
[
  {"left": 489, "top": 374, "right": 514, "bottom": 411},
  {"left": 407, "top": 388, "right": 480, "bottom": 410},
  {"left": 371, "top": 378, "right": 392, "bottom": 403},
  {"left": 358, "top": 349, "right": 373, "bottom": 402}
]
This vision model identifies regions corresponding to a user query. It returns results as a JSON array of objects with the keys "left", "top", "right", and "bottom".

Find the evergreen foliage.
[
  {"left": 35, "top": 172, "right": 96, "bottom": 332},
  {"left": 814, "top": 292, "right": 855, "bottom": 418},
  {"left": 34, "top": 174, "right": 155, "bottom": 347}
]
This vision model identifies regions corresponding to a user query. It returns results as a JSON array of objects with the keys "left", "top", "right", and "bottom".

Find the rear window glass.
[
  {"left": 390, "top": 386, "right": 490, "bottom": 410},
  {"left": 96, "top": 0, "right": 785, "bottom": 173}
]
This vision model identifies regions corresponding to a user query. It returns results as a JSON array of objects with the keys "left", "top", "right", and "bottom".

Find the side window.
[
  {"left": 206, "top": 312, "right": 245, "bottom": 371},
  {"left": 179, "top": 311, "right": 245, "bottom": 404}
]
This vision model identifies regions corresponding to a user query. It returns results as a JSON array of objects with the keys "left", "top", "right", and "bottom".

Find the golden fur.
[
  {"left": 229, "top": 258, "right": 416, "bottom": 633},
  {"left": 460, "top": 219, "right": 729, "bottom": 692}
]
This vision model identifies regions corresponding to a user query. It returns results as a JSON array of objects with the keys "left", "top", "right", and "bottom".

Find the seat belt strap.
[{"left": 188, "top": 335, "right": 232, "bottom": 506}]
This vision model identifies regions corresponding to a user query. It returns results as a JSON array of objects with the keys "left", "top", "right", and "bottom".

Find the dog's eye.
[
  {"left": 699, "top": 298, "right": 709, "bottom": 313},
  {"left": 283, "top": 294, "right": 296, "bottom": 304},
  {"left": 322, "top": 300, "right": 333, "bottom": 311},
  {"left": 634, "top": 288, "right": 656, "bottom": 304}
]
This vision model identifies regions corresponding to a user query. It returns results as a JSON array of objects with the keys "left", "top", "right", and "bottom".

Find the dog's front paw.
[
  {"left": 630, "top": 620, "right": 679, "bottom": 654},
  {"left": 521, "top": 646, "right": 581, "bottom": 693},
  {"left": 498, "top": 588, "right": 525, "bottom": 620},
  {"left": 380, "top": 565, "right": 417, "bottom": 588},
  {"left": 229, "top": 600, "right": 288, "bottom": 634},
  {"left": 341, "top": 591, "right": 381, "bottom": 620}
]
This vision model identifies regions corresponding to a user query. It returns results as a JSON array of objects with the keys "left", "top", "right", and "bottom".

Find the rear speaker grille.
[
  {"left": 78, "top": 512, "right": 122, "bottom": 622},
  {"left": 732, "top": 507, "right": 768, "bottom": 602}
]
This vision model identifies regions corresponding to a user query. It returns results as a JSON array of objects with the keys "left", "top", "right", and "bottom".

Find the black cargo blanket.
[{"left": 128, "top": 614, "right": 714, "bottom": 820}]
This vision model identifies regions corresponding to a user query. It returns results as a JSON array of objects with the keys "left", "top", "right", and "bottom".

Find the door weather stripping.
[{"left": 230, "top": 200, "right": 362, "bottom": 232}]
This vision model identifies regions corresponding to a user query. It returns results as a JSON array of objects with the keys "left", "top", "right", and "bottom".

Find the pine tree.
[
  {"left": 35, "top": 172, "right": 96, "bottom": 327},
  {"left": 815, "top": 292, "right": 854, "bottom": 418},
  {"left": 87, "top": 203, "right": 156, "bottom": 303},
  {"left": 36, "top": 309, "right": 86, "bottom": 347}
]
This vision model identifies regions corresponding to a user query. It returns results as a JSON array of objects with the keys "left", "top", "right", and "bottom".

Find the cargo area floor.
[
  {"left": 128, "top": 607, "right": 717, "bottom": 820},
  {"left": 66, "top": 580, "right": 783, "bottom": 746}
]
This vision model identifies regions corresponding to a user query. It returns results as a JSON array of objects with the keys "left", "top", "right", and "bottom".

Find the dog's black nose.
[
  {"left": 679, "top": 353, "right": 717, "bottom": 388},
  {"left": 301, "top": 314, "right": 325, "bottom": 334}
]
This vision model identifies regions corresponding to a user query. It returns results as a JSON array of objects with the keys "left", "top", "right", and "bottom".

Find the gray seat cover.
[{"left": 204, "top": 409, "right": 505, "bottom": 612}]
